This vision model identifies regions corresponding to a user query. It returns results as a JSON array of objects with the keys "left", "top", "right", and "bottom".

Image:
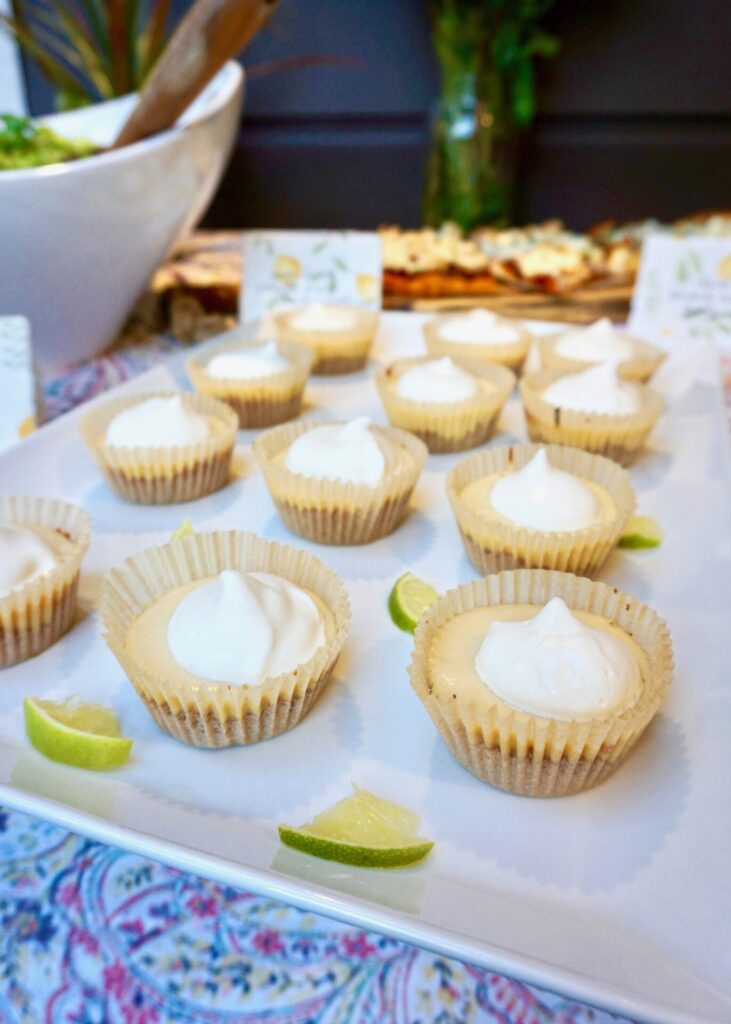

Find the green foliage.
[
  {"left": 428, "top": 0, "right": 560, "bottom": 127},
  {"left": 424, "top": 0, "right": 560, "bottom": 228},
  {"left": 1, "top": 0, "right": 173, "bottom": 108},
  {"left": 0, "top": 112, "right": 96, "bottom": 168}
]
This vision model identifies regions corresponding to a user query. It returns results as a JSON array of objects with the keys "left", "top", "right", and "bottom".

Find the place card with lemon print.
[
  {"left": 240, "top": 230, "right": 382, "bottom": 322},
  {"left": 629, "top": 235, "right": 731, "bottom": 348}
]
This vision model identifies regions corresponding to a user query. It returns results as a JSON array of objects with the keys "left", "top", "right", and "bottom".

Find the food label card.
[
  {"left": 0, "top": 316, "right": 38, "bottom": 450},
  {"left": 240, "top": 230, "right": 382, "bottom": 324},
  {"left": 629, "top": 236, "right": 731, "bottom": 350}
]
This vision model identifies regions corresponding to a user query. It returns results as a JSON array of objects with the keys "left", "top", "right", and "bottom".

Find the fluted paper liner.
[
  {"left": 423, "top": 315, "right": 532, "bottom": 374},
  {"left": 376, "top": 356, "right": 516, "bottom": 453},
  {"left": 520, "top": 369, "right": 664, "bottom": 466},
  {"left": 185, "top": 335, "right": 314, "bottom": 427},
  {"left": 0, "top": 496, "right": 91, "bottom": 667},
  {"left": 538, "top": 333, "right": 666, "bottom": 383},
  {"left": 273, "top": 307, "right": 379, "bottom": 375},
  {"left": 254, "top": 421, "right": 427, "bottom": 545},
  {"left": 100, "top": 531, "right": 351, "bottom": 748},
  {"left": 447, "top": 442, "right": 635, "bottom": 575},
  {"left": 80, "top": 391, "right": 238, "bottom": 504},
  {"left": 409, "top": 569, "right": 673, "bottom": 797}
]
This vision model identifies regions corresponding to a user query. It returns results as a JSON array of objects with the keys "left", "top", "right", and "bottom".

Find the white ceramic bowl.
[{"left": 0, "top": 62, "right": 244, "bottom": 371}]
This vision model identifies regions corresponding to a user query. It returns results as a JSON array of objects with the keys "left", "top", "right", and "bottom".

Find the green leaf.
[
  {"left": 493, "top": 21, "right": 521, "bottom": 70},
  {"left": 44, "top": 0, "right": 114, "bottom": 97},
  {"left": 75, "top": 0, "right": 109, "bottom": 58},
  {"left": 55, "top": 88, "right": 92, "bottom": 111},
  {"left": 511, "top": 57, "right": 535, "bottom": 124},
  {"left": 526, "top": 29, "right": 560, "bottom": 57},
  {"left": 1, "top": 12, "right": 95, "bottom": 102}
]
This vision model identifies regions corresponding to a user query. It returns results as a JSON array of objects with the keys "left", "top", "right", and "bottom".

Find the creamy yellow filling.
[
  {"left": 428, "top": 604, "right": 647, "bottom": 721},
  {"left": 272, "top": 436, "right": 413, "bottom": 480},
  {"left": 458, "top": 473, "right": 616, "bottom": 530},
  {"left": 126, "top": 576, "right": 336, "bottom": 689}
]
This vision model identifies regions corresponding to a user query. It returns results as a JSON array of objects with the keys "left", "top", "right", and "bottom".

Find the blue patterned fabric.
[{"left": 0, "top": 806, "right": 630, "bottom": 1023}]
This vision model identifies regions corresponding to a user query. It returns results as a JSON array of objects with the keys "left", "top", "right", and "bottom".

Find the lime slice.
[
  {"left": 171, "top": 519, "right": 195, "bottom": 542},
  {"left": 388, "top": 573, "right": 438, "bottom": 634},
  {"left": 618, "top": 515, "right": 663, "bottom": 549},
  {"left": 278, "top": 787, "right": 433, "bottom": 868},
  {"left": 24, "top": 696, "right": 132, "bottom": 771}
]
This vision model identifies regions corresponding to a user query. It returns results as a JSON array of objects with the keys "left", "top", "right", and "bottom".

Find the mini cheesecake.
[
  {"left": 446, "top": 443, "right": 635, "bottom": 575},
  {"left": 520, "top": 363, "right": 663, "bottom": 466},
  {"left": 538, "top": 318, "right": 665, "bottom": 383},
  {"left": 273, "top": 304, "right": 379, "bottom": 375},
  {"left": 254, "top": 417, "right": 427, "bottom": 545},
  {"left": 186, "top": 336, "right": 314, "bottom": 427},
  {"left": 423, "top": 309, "right": 532, "bottom": 373},
  {"left": 101, "top": 531, "right": 350, "bottom": 748},
  {"left": 80, "top": 391, "right": 238, "bottom": 504},
  {"left": 376, "top": 355, "right": 515, "bottom": 453},
  {"left": 409, "top": 569, "right": 673, "bottom": 797},
  {"left": 0, "top": 496, "right": 91, "bottom": 667}
]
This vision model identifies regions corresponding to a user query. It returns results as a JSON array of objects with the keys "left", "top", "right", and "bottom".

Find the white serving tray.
[{"left": 1, "top": 313, "right": 730, "bottom": 1024}]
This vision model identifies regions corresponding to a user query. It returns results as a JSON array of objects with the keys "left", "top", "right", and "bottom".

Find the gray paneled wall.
[{"left": 19, "top": 0, "right": 731, "bottom": 228}]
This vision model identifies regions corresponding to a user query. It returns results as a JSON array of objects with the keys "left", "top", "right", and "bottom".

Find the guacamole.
[{"left": 0, "top": 114, "right": 97, "bottom": 170}]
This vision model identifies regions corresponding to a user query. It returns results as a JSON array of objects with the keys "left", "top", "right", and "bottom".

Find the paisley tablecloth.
[{"left": 6, "top": 336, "right": 730, "bottom": 1024}]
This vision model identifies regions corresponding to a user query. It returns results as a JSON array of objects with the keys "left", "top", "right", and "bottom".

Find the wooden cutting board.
[
  {"left": 150, "top": 232, "right": 634, "bottom": 326},
  {"left": 383, "top": 278, "right": 634, "bottom": 324}
]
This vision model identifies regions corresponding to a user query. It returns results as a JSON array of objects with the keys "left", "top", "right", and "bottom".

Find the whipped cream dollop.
[
  {"left": 285, "top": 416, "right": 385, "bottom": 486},
  {"left": 0, "top": 524, "right": 58, "bottom": 597},
  {"left": 475, "top": 597, "right": 642, "bottom": 721},
  {"left": 541, "top": 362, "right": 642, "bottom": 416},
  {"left": 439, "top": 309, "right": 519, "bottom": 346},
  {"left": 167, "top": 570, "right": 325, "bottom": 685},
  {"left": 206, "top": 341, "right": 291, "bottom": 380},
  {"left": 554, "top": 318, "right": 636, "bottom": 363},
  {"left": 105, "top": 396, "right": 212, "bottom": 449},
  {"left": 395, "top": 357, "right": 478, "bottom": 403},
  {"left": 290, "top": 303, "right": 358, "bottom": 332},
  {"left": 490, "top": 450, "right": 602, "bottom": 531}
]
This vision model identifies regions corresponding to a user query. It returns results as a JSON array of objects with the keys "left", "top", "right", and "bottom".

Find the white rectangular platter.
[{"left": 1, "top": 313, "right": 730, "bottom": 1024}]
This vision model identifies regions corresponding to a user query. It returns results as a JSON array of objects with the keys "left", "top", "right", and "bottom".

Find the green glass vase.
[{"left": 423, "top": 16, "right": 516, "bottom": 230}]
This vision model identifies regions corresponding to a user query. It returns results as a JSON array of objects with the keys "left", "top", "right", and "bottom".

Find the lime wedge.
[
  {"left": 24, "top": 696, "right": 132, "bottom": 771},
  {"left": 171, "top": 519, "right": 195, "bottom": 541},
  {"left": 388, "top": 573, "right": 438, "bottom": 634},
  {"left": 618, "top": 515, "right": 663, "bottom": 549},
  {"left": 278, "top": 787, "right": 433, "bottom": 868}
]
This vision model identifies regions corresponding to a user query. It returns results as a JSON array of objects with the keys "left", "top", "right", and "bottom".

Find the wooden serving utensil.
[{"left": 111, "top": 0, "right": 280, "bottom": 150}]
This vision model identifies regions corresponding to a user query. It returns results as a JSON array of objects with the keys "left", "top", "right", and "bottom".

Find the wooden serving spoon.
[{"left": 112, "top": 0, "right": 280, "bottom": 150}]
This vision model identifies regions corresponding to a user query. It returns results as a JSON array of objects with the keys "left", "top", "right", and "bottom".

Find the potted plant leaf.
[{"left": 2, "top": 0, "right": 173, "bottom": 111}]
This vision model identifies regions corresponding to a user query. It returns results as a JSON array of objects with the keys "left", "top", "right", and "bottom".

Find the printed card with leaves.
[
  {"left": 629, "top": 235, "right": 731, "bottom": 350},
  {"left": 240, "top": 230, "right": 382, "bottom": 323},
  {"left": 0, "top": 316, "right": 38, "bottom": 452}
]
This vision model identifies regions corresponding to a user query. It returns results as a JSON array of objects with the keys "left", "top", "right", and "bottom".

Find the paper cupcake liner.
[
  {"left": 185, "top": 335, "right": 314, "bottom": 427},
  {"left": 376, "top": 357, "right": 516, "bottom": 453},
  {"left": 446, "top": 443, "right": 635, "bottom": 576},
  {"left": 0, "top": 496, "right": 91, "bottom": 668},
  {"left": 520, "top": 370, "right": 664, "bottom": 466},
  {"left": 423, "top": 316, "right": 532, "bottom": 374},
  {"left": 273, "top": 308, "right": 379, "bottom": 375},
  {"left": 80, "top": 391, "right": 238, "bottom": 504},
  {"left": 409, "top": 569, "right": 673, "bottom": 797},
  {"left": 100, "top": 531, "right": 351, "bottom": 748},
  {"left": 254, "top": 421, "right": 427, "bottom": 545},
  {"left": 538, "top": 335, "right": 666, "bottom": 383}
]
